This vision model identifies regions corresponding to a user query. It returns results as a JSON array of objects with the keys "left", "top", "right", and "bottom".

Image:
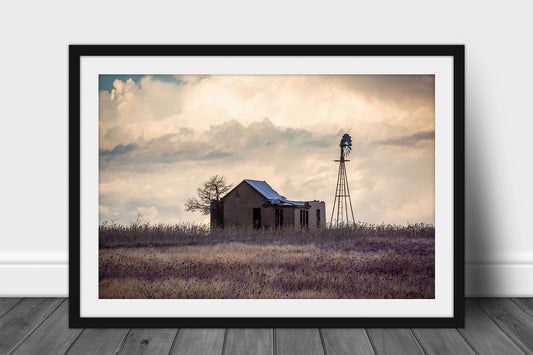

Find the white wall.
[{"left": 1, "top": 0, "right": 532, "bottom": 296}]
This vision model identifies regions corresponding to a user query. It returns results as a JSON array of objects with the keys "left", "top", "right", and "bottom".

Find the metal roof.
[{"left": 244, "top": 179, "right": 306, "bottom": 207}]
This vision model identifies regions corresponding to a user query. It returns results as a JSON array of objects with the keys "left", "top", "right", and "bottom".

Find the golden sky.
[{"left": 99, "top": 75, "right": 435, "bottom": 225}]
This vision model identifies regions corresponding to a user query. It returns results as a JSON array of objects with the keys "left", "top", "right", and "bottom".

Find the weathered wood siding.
[{"left": 223, "top": 181, "right": 274, "bottom": 228}]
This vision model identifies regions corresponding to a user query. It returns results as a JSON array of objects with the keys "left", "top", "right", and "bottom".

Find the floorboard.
[
  {"left": 169, "top": 329, "right": 225, "bottom": 355},
  {"left": 0, "top": 298, "right": 63, "bottom": 354},
  {"left": 412, "top": 328, "right": 475, "bottom": 355},
  {"left": 458, "top": 299, "right": 525, "bottom": 355},
  {"left": 512, "top": 298, "right": 533, "bottom": 319},
  {"left": 320, "top": 329, "right": 375, "bottom": 355},
  {"left": 475, "top": 298, "right": 533, "bottom": 354},
  {"left": 65, "top": 328, "right": 130, "bottom": 355},
  {"left": 11, "top": 299, "right": 82, "bottom": 355},
  {"left": 117, "top": 328, "right": 177, "bottom": 355},
  {"left": 224, "top": 328, "right": 273, "bottom": 355},
  {"left": 0, "top": 297, "right": 21, "bottom": 318},
  {"left": 365, "top": 329, "right": 424, "bottom": 355},
  {"left": 276, "top": 329, "right": 324, "bottom": 355},
  {"left": 3, "top": 298, "right": 533, "bottom": 354}
]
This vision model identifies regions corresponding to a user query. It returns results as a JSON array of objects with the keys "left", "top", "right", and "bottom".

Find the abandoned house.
[{"left": 211, "top": 179, "right": 326, "bottom": 229}]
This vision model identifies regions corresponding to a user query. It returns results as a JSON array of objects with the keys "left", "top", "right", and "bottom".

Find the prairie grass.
[{"left": 99, "top": 223, "right": 434, "bottom": 299}]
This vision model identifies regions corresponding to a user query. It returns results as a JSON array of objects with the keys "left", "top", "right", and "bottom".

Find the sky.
[{"left": 99, "top": 75, "right": 435, "bottom": 226}]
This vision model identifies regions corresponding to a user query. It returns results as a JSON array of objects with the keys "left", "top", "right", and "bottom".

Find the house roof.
[{"left": 243, "top": 179, "right": 306, "bottom": 207}]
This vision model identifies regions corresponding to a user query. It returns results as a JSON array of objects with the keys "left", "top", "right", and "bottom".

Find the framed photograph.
[{"left": 70, "top": 45, "right": 464, "bottom": 328}]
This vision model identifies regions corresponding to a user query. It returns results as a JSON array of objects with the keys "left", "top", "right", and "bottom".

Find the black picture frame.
[{"left": 69, "top": 45, "right": 465, "bottom": 328}]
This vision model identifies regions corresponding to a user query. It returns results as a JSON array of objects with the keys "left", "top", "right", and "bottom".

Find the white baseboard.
[
  {"left": 465, "top": 263, "right": 533, "bottom": 297},
  {"left": 1, "top": 262, "right": 533, "bottom": 297},
  {"left": 0, "top": 264, "right": 68, "bottom": 297}
]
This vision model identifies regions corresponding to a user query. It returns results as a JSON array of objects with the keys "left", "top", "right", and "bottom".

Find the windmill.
[{"left": 330, "top": 133, "right": 355, "bottom": 227}]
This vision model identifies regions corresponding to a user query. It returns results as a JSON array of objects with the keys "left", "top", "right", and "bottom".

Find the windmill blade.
[{"left": 341, "top": 133, "right": 352, "bottom": 145}]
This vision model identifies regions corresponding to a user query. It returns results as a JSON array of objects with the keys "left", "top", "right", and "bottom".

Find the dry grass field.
[{"left": 99, "top": 222, "right": 434, "bottom": 299}]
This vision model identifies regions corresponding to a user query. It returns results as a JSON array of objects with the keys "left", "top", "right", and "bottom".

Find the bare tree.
[{"left": 184, "top": 175, "right": 232, "bottom": 215}]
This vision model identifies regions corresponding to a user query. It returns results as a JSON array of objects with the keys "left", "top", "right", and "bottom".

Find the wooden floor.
[{"left": 1, "top": 299, "right": 533, "bottom": 354}]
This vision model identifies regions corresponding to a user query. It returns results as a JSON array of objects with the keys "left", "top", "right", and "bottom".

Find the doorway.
[{"left": 253, "top": 208, "right": 261, "bottom": 229}]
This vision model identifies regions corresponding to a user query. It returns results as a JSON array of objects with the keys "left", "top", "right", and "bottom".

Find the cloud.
[
  {"left": 375, "top": 130, "right": 435, "bottom": 146},
  {"left": 99, "top": 75, "right": 435, "bottom": 147},
  {"left": 336, "top": 75, "right": 435, "bottom": 106},
  {"left": 100, "top": 143, "right": 139, "bottom": 157},
  {"left": 98, "top": 118, "right": 338, "bottom": 170}
]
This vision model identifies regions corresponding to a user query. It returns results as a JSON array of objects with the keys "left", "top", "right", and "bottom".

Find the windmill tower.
[{"left": 330, "top": 133, "right": 355, "bottom": 227}]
